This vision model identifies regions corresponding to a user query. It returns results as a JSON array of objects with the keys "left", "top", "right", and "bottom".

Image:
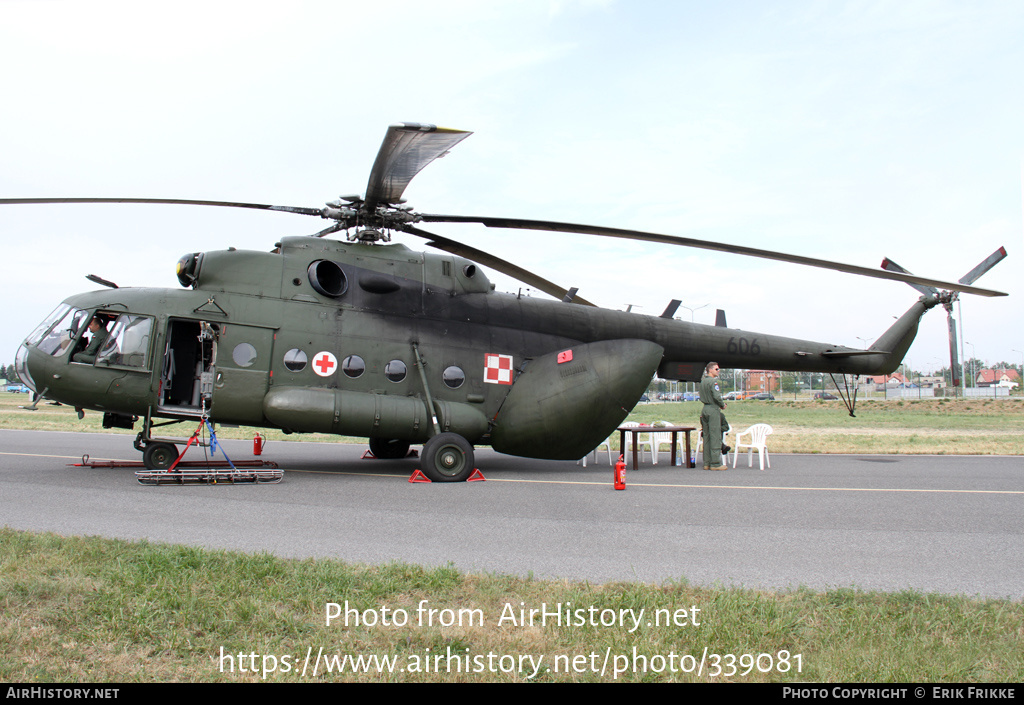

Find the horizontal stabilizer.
[{"left": 820, "top": 350, "right": 890, "bottom": 358}]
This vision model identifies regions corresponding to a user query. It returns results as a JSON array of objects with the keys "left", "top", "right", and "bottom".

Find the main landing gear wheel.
[
  {"left": 421, "top": 433, "right": 474, "bottom": 482},
  {"left": 143, "top": 442, "right": 178, "bottom": 470},
  {"left": 368, "top": 437, "right": 411, "bottom": 460}
]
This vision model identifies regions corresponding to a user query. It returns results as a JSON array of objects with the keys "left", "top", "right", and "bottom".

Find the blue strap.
[{"left": 205, "top": 420, "right": 237, "bottom": 470}]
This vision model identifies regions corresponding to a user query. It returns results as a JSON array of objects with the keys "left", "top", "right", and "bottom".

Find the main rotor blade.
[
  {"left": 402, "top": 225, "right": 596, "bottom": 306},
  {"left": 0, "top": 197, "right": 324, "bottom": 217},
  {"left": 959, "top": 246, "right": 1007, "bottom": 285},
  {"left": 86, "top": 274, "right": 118, "bottom": 289},
  {"left": 421, "top": 214, "right": 1007, "bottom": 297},
  {"left": 880, "top": 257, "right": 938, "bottom": 297},
  {"left": 364, "top": 123, "right": 472, "bottom": 210}
]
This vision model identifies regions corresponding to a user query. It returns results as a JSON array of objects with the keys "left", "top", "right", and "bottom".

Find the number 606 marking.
[{"left": 726, "top": 337, "right": 761, "bottom": 355}]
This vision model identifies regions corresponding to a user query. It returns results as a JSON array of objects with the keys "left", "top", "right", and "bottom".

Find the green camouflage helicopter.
[{"left": 7, "top": 123, "right": 1007, "bottom": 481}]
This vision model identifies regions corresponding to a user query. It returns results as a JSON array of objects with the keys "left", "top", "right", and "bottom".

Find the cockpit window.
[
  {"left": 25, "top": 304, "right": 70, "bottom": 347},
  {"left": 35, "top": 306, "right": 89, "bottom": 358},
  {"left": 96, "top": 315, "right": 153, "bottom": 369}
]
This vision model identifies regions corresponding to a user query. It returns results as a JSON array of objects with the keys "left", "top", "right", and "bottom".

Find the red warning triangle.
[
  {"left": 467, "top": 469, "right": 486, "bottom": 482},
  {"left": 362, "top": 450, "right": 376, "bottom": 459},
  {"left": 409, "top": 469, "right": 432, "bottom": 483}
]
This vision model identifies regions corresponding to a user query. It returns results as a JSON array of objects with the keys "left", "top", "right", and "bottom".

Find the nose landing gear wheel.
[
  {"left": 143, "top": 442, "right": 179, "bottom": 470},
  {"left": 421, "top": 433, "right": 474, "bottom": 482}
]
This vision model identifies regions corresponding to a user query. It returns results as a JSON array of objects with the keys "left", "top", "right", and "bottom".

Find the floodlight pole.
[
  {"left": 680, "top": 303, "right": 709, "bottom": 322},
  {"left": 679, "top": 303, "right": 709, "bottom": 394},
  {"left": 966, "top": 341, "right": 976, "bottom": 393},
  {"left": 959, "top": 299, "right": 967, "bottom": 397}
]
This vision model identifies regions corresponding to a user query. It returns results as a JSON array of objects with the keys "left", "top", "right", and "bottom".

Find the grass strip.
[{"left": 2, "top": 528, "right": 1021, "bottom": 683}]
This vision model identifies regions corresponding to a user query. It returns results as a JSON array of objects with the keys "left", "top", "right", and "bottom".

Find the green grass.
[
  {"left": 2, "top": 529, "right": 1021, "bottom": 682},
  {"left": 627, "top": 398, "right": 1024, "bottom": 454}
]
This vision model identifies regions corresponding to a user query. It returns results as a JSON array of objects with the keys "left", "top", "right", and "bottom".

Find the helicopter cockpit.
[
  {"left": 20, "top": 305, "right": 153, "bottom": 370},
  {"left": 17, "top": 300, "right": 159, "bottom": 411}
]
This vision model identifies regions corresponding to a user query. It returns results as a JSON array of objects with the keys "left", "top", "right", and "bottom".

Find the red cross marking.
[{"left": 315, "top": 354, "right": 335, "bottom": 375}]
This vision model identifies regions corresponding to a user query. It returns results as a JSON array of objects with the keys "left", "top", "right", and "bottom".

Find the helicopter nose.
[{"left": 14, "top": 342, "right": 38, "bottom": 394}]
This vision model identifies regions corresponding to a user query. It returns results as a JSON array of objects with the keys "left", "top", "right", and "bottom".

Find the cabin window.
[
  {"left": 284, "top": 349, "right": 307, "bottom": 372},
  {"left": 96, "top": 315, "right": 153, "bottom": 369},
  {"left": 231, "top": 343, "right": 258, "bottom": 368},
  {"left": 443, "top": 366, "right": 465, "bottom": 389},
  {"left": 384, "top": 360, "right": 407, "bottom": 383},
  {"left": 342, "top": 355, "right": 365, "bottom": 378}
]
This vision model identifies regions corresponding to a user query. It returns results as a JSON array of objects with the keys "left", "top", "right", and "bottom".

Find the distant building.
[
  {"left": 744, "top": 370, "right": 778, "bottom": 393},
  {"left": 863, "top": 372, "right": 907, "bottom": 387},
  {"left": 976, "top": 368, "right": 1020, "bottom": 389}
]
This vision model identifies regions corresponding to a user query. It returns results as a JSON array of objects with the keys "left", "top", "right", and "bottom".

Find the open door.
[{"left": 158, "top": 319, "right": 216, "bottom": 416}]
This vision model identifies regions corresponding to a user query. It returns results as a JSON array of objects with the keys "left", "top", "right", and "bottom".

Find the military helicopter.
[{"left": 7, "top": 123, "right": 1008, "bottom": 481}]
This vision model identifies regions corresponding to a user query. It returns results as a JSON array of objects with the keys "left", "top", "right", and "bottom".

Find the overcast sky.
[{"left": 2, "top": 0, "right": 1021, "bottom": 374}]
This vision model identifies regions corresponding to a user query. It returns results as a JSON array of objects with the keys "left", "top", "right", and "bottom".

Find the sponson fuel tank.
[
  {"left": 490, "top": 338, "right": 664, "bottom": 460},
  {"left": 263, "top": 387, "right": 490, "bottom": 443}
]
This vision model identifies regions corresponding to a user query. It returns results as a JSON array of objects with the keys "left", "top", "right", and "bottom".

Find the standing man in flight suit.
[{"left": 699, "top": 361, "right": 728, "bottom": 470}]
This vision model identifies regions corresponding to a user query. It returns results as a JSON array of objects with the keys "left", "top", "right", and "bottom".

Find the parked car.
[
  {"left": 813, "top": 392, "right": 838, "bottom": 400},
  {"left": 750, "top": 392, "right": 775, "bottom": 401},
  {"left": 682, "top": 392, "right": 698, "bottom": 401},
  {"left": 6, "top": 384, "right": 29, "bottom": 393}
]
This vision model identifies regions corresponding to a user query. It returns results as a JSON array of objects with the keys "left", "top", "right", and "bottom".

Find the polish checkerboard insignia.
[{"left": 484, "top": 353, "right": 514, "bottom": 385}]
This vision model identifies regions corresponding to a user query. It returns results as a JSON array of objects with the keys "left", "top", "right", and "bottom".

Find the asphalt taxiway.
[{"left": 1, "top": 429, "right": 1022, "bottom": 597}]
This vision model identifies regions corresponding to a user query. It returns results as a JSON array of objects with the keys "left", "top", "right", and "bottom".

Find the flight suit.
[
  {"left": 699, "top": 373, "right": 726, "bottom": 469},
  {"left": 72, "top": 326, "right": 108, "bottom": 364}
]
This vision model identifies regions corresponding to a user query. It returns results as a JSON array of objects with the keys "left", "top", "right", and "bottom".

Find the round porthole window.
[
  {"left": 283, "top": 349, "right": 307, "bottom": 372},
  {"left": 342, "top": 355, "right": 365, "bottom": 378},
  {"left": 385, "top": 360, "right": 407, "bottom": 383},
  {"left": 232, "top": 343, "right": 257, "bottom": 368},
  {"left": 443, "top": 366, "right": 465, "bottom": 389}
]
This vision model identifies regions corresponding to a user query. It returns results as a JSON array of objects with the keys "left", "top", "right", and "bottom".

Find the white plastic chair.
[
  {"left": 619, "top": 421, "right": 657, "bottom": 464},
  {"left": 647, "top": 421, "right": 676, "bottom": 465},
  {"left": 635, "top": 424, "right": 661, "bottom": 463},
  {"left": 619, "top": 421, "right": 640, "bottom": 455},
  {"left": 696, "top": 427, "right": 732, "bottom": 465},
  {"left": 732, "top": 423, "right": 773, "bottom": 470},
  {"left": 578, "top": 435, "right": 613, "bottom": 467}
]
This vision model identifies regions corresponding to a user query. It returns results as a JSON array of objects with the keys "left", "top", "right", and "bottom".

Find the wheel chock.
[
  {"left": 368, "top": 449, "right": 419, "bottom": 459},
  {"left": 408, "top": 468, "right": 484, "bottom": 483}
]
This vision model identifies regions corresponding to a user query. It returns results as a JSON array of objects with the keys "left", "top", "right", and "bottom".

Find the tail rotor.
[{"left": 881, "top": 247, "right": 1006, "bottom": 388}]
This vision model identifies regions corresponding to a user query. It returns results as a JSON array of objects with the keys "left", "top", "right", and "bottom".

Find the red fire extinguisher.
[
  {"left": 614, "top": 454, "right": 626, "bottom": 490},
  {"left": 253, "top": 433, "right": 264, "bottom": 456}
]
